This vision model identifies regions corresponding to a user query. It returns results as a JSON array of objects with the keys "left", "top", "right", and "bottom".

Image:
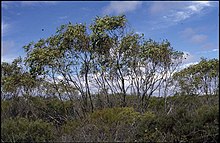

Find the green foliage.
[
  {"left": 60, "top": 107, "right": 156, "bottom": 142},
  {"left": 90, "top": 107, "right": 142, "bottom": 125},
  {"left": 1, "top": 95, "right": 219, "bottom": 142},
  {"left": 1, "top": 58, "right": 39, "bottom": 100},
  {"left": 196, "top": 105, "right": 219, "bottom": 125},
  {"left": 1, "top": 118, "right": 55, "bottom": 142},
  {"left": 147, "top": 97, "right": 165, "bottom": 114},
  {"left": 90, "top": 15, "right": 126, "bottom": 33},
  {"left": 174, "top": 58, "right": 219, "bottom": 95}
]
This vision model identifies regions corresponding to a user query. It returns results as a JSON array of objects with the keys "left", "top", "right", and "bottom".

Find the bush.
[
  {"left": 135, "top": 112, "right": 157, "bottom": 142},
  {"left": 196, "top": 105, "right": 219, "bottom": 124},
  {"left": 1, "top": 100, "right": 10, "bottom": 121},
  {"left": 60, "top": 107, "right": 155, "bottom": 142},
  {"left": 1, "top": 94, "right": 218, "bottom": 142},
  {"left": 1, "top": 117, "right": 55, "bottom": 142},
  {"left": 191, "top": 105, "right": 219, "bottom": 142}
]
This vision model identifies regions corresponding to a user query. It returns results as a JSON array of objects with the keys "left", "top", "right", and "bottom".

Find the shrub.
[
  {"left": 1, "top": 117, "right": 55, "bottom": 142},
  {"left": 196, "top": 105, "right": 219, "bottom": 124}
]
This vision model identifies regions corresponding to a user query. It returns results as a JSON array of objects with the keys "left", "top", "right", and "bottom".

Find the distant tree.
[
  {"left": 90, "top": 15, "right": 135, "bottom": 107},
  {"left": 128, "top": 39, "right": 184, "bottom": 111},
  {"left": 90, "top": 16, "right": 184, "bottom": 110},
  {"left": 1, "top": 57, "right": 39, "bottom": 99},
  {"left": 173, "top": 58, "right": 219, "bottom": 95}
]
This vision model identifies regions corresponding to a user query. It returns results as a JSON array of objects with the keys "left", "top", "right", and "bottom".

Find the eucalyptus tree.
[
  {"left": 90, "top": 15, "right": 132, "bottom": 107},
  {"left": 90, "top": 18, "right": 184, "bottom": 110},
  {"left": 198, "top": 58, "right": 219, "bottom": 95},
  {"left": 127, "top": 39, "right": 184, "bottom": 111},
  {"left": 24, "top": 23, "right": 94, "bottom": 113},
  {"left": 1, "top": 57, "right": 39, "bottom": 99},
  {"left": 23, "top": 15, "right": 130, "bottom": 112},
  {"left": 173, "top": 58, "right": 219, "bottom": 96},
  {"left": 23, "top": 15, "right": 185, "bottom": 112}
]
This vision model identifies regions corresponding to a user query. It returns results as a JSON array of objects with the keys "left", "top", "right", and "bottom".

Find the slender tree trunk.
[{"left": 85, "top": 63, "right": 94, "bottom": 112}]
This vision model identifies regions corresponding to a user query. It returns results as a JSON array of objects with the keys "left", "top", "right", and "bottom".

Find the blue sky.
[{"left": 2, "top": 1, "right": 219, "bottom": 67}]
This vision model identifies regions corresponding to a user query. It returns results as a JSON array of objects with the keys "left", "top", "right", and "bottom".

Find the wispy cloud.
[
  {"left": 148, "top": 1, "right": 214, "bottom": 30},
  {"left": 1, "top": 40, "right": 15, "bottom": 57},
  {"left": 182, "top": 51, "right": 195, "bottom": 63},
  {"left": 191, "top": 34, "right": 207, "bottom": 44},
  {"left": 59, "top": 16, "right": 68, "bottom": 20},
  {"left": 202, "top": 43, "right": 215, "bottom": 49},
  {"left": 180, "top": 27, "right": 208, "bottom": 44},
  {"left": 188, "top": 1, "right": 211, "bottom": 11},
  {"left": 103, "top": 1, "right": 142, "bottom": 15},
  {"left": 196, "top": 48, "right": 219, "bottom": 54},
  {"left": 162, "top": 1, "right": 212, "bottom": 23},
  {"left": 1, "top": 40, "right": 23, "bottom": 63},
  {"left": 1, "top": 56, "right": 17, "bottom": 63},
  {"left": 1, "top": 1, "right": 15, "bottom": 9},
  {"left": 180, "top": 27, "right": 195, "bottom": 36},
  {"left": 149, "top": 2, "right": 183, "bottom": 15},
  {"left": 1, "top": 21, "right": 9, "bottom": 36},
  {"left": 20, "top": 1, "right": 57, "bottom": 6},
  {"left": 2, "top": 1, "right": 57, "bottom": 9},
  {"left": 180, "top": 62, "right": 199, "bottom": 69},
  {"left": 180, "top": 51, "right": 198, "bottom": 69},
  {"left": 212, "top": 48, "right": 219, "bottom": 52}
]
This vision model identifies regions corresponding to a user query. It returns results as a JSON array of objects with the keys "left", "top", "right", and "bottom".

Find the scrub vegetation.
[{"left": 1, "top": 15, "right": 219, "bottom": 142}]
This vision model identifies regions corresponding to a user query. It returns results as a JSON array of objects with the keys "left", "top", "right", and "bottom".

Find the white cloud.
[
  {"left": 1, "top": 40, "right": 20, "bottom": 63},
  {"left": 2, "top": 1, "right": 57, "bottom": 9},
  {"left": 187, "top": 1, "right": 211, "bottom": 12},
  {"left": 148, "top": 1, "right": 214, "bottom": 30},
  {"left": 103, "top": 1, "right": 142, "bottom": 15},
  {"left": 20, "top": 1, "right": 57, "bottom": 6},
  {"left": 149, "top": 2, "right": 167, "bottom": 14},
  {"left": 1, "top": 21, "right": 9, "bottom": 36},
  {"left": 191, "top": 34, "right": 207, "bottom": 44},
  {"left": 180, "top": 62, "right": 199, "bottom": 69},
  {"left": 196, "top": 48, "right": 219, "bottom": 54},
  {"left": 179, "top": 51, "right": 198, "bottom": 69},
  {"left": 212, "top": 48, "right": 219, "bottom": 52},
  {"left": 149, "top": 2, "right": 183, "bottom": 15},
  {"left": 173, "top": 11, "right": 191, "bottom": 22},
  {"left": 135, "top": 31, "right": 144, "bottom": 35},
  {"left": 202, "top": 43, "right": 214, "bottom": 49},
  {"left": 1, "top": 1, "right": 15, "bottom": 9},
  {"left": 167, "top": 1, "right": 212, "bottom": 23},
  {"left": 2, "top": 2, "right": 8, "bottom": 9},
  {"left": 59, "top": 16, "right": 68, "bottom": 20},
  {"left": 180, "top": 28, "right": 208, "bottom": 44},
  {"left": 1, "top": 41, "right": 15, "bottom": 56},
  {"left": 1, "top": 56, "right": 17, "bottom": 63},
  {"left": 182, "top": 51, "right": 194, "bottom": 62},
  {"left": 181, "top": 27, "right": 195, "bottom": 36}
]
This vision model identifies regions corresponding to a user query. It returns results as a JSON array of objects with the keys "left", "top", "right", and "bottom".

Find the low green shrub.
[{"left": 1, "top": 117, "right": 55, "bottom": 142}]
